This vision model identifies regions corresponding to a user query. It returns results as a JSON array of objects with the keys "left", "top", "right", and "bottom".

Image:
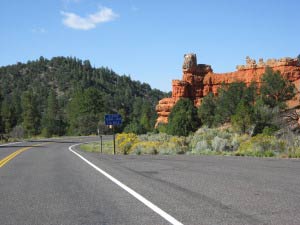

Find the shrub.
[
  {"left": 236, "top": 134, "right": 286, "bottom": 157},
  {"left": 115, "top": 133, "right": 189, "bottom": 155},
  {"left": 282, "top": 135, "right": 300, "bottom": 158},
  {"left": 116, "top": 133, "right": 138, "bottom": 154},
  {"left": 189, "top": 127, "right": 217, "bottom": 150},
  {"left": 161, "top": 136, "right": 188, "bottom": 154},
  {"left": 156, "top": 123, "right": 168, "bottom": 133},
  {"left": 158, "top": 144, "right": 182, "bottom": 155},
  {"left": 230, "top": 134, "right": 249, "bottom": 151},
  {"left": 211, "top": 136, "right": 229, "bottom": 152},
  {"left": 131, "top": 141, "right": 159, "bottom": 155},
  {"left": 132, "top": 133, "right": 188, "bottom": 155},
  {"left": 287, "top": 147, "right": 300, "bottom": 158},
  {"left": 138, "top": 132, "right": 171, "bottom": 142},
  {"left": 262, "top": 126, "right": 279, "bottom": 135},
  {"left": 190, "top": 140, "right": 212, "bottom": 155},
  {"left": 195, "top": 140, "right": 210, "bottom": 150},
  {"left": 188, "top": 127, "right": 250, "bottom": 155},
  {"left": 251, "top": 100, "right": 280, "bottom": 135}
]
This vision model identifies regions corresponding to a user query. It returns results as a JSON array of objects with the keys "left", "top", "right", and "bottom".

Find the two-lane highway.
[
  {"left": 1, "top": 136, "right": 300, "bottom": 225},
  {"left": 0, "top": 137, "right": 172, "bottom": 225}
]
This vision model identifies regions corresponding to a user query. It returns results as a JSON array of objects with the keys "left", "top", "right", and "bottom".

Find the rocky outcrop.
[
  {"left": 155, "top": 53, "right": 300, "bottom": 127},
  {"left": 236, "top": 56, "right": 300, "bottom": 70},
  {"left": 156, "top": 98, "right": 177, "bottom": 125}
]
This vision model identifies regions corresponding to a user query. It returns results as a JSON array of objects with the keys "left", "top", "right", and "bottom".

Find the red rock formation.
[{"left": 155, "top": 54, "right": 300, "bottom": 127}]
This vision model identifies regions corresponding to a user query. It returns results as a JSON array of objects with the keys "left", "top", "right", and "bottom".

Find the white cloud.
[{"left": 61, "top": 7, "right": 118, "bottom": 30}]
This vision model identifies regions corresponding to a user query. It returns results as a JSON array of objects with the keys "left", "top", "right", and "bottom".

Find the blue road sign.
[{"left": 105, "top": 114, "right": 122, "bottom": 126}]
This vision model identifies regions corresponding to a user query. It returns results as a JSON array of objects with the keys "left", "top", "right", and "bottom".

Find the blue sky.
[{"left": 1, "top": 0, "right": 300, "bottom": 91}]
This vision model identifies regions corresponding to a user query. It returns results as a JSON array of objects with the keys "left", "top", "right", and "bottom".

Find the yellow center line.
[{"left": 0, "top": 143, "right": 49, "bottom": 168}]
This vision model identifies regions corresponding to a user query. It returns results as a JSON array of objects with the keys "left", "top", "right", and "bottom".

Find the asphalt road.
[{"left": 0, "top": 136, "right": 300, "bottom": 225}]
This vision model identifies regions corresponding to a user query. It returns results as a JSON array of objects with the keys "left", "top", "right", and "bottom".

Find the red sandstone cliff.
[{"left": 155, "top": 54, "right": 300, "bottom": 127}]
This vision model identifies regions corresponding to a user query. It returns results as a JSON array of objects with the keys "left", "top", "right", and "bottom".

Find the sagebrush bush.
[
  {"left": 287, "top": 147, "right": 300, "bottom": 158},
  {"left": 189, "top": 127, "right": 215, "bottom": 151},
  {"left": 211, "top": 136, "right": 229, "bottom": 152},
  {"left": 159, "top": 136, "right": 188, "bottom": 154},
  {"left": 189, "top": 140, "right": 212, "bottom": 155},
  {"left": 115, "top": 128, "right": 300, "bottom": 158},
  {"left": 231, "top": 134, "right": 249, "bottom": 151},
  {"left": 131, "top": 141, "right": 159, "bottom": 155},
  {"left": 189, "top": 127, "right": 247, "bottom": 154},
  {"left": 236, "top": 134, "right": 286, "bottom": 157},
  {"left": 283, "top": 135, "right": 300, "bottom": 158},
  {"left": 138, "top": 132, "right": 171, "bottom": 142},
  {"left": 116, "top": 133, "right": 188, "bottom": 155}
]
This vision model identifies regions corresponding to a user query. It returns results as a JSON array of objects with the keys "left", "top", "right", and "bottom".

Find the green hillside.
[{"left": 0, "top": 56, "right": 168, "bottom": 138}]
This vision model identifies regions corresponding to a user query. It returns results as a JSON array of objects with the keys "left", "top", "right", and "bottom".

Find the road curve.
[{"left": 1, "top": 136, "right": 300, "bottom": 225}]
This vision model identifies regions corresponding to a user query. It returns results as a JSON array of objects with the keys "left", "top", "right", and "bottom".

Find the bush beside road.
[{"left": 108, "top": 127, "right": 300, "bottom": 158}]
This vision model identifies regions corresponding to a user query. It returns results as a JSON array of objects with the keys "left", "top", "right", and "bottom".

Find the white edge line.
[
  {"left": 68, "top": 143, "right": 184, "bottom": 225},
  {"left": 0, "top": 142, "right": 22, "bottom": 146}
]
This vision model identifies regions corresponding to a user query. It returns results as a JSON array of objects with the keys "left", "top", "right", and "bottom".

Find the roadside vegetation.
[
  {"left": 0, "top": 56, "right": 168, "bottom": 142},
  {"left": 115, "top": 68, "right": 300, "bottom": 158},
  {"left": 114, "top": 127, "right": 300, "bottom": 158},
  {"left": 80, "top": 140, "right": 113, "bottom": 154},
  {"left": 2, "top": 58, "right": 300, "bottom": 159}
]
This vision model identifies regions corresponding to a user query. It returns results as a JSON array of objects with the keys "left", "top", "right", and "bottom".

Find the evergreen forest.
[{"left": 0, "top": 56, "right": 168, "bottom": 139}]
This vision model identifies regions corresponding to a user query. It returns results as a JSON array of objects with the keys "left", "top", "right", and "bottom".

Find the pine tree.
[
  {"left": 124, "top": 121, "right": 145, "bottom": 134},
  {"left": 214, "top": 82, "right": 247, "bottom": 124},
  {"left": 21, "top": 91, "right": 40, "bottom": 137},
  {"left": 251, "top": 98, "right": 279, "bottom": 135},
  {"left": 139, "top": 102, "right": 155, "bottom": 132},
  {"left": 42, "top": 90, "right": 63, "bottom": 137},
  {"left": 81, "top": 87, "right": 104, "bottom": 115},
  {"left": 260, "top": 67, "right": 295, "bottom": 108},
  {"left": 12, "top": 92, "right": 22, "bottom": 124},
  {"left": 243, "top": 82, "right": 257, "bottom": 105},
  {"left": 231, "top": 100, "right": 254, "bottom": 133},
  {"left": 1, "top": 98, "right": 15, "bottom": 134},
  {"left": 123, "top": 97, "right": 156, "bottom": 134},
  {"left": 67, "top": 88, "right": 104, "bottom": 135},
  {"left": 67, "top": 90, "right": 85, "bottom": 135},
  {"left": 198, "top": 93, "right": 216, "bottom": 127},
  {"left": 167, "top": 98, "right": 200, "bottom": 136}
]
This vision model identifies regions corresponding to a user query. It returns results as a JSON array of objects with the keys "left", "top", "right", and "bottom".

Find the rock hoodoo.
[{"left": 155, "top": 53, "right": 300, "bottom": 127}]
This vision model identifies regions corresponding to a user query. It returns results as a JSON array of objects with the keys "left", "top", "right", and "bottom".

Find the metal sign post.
[
  {"left": 105, "top": 114, "right": 122, "bottom": 155},
  {"left": 113, "top": 126, "right": 116, "bottom": 155},
  {"left": 97, "top": 128, "right": 103, "bottom": 153},
  {"left": 100, "top": 135, "right": 103, "bottom": 153}
]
